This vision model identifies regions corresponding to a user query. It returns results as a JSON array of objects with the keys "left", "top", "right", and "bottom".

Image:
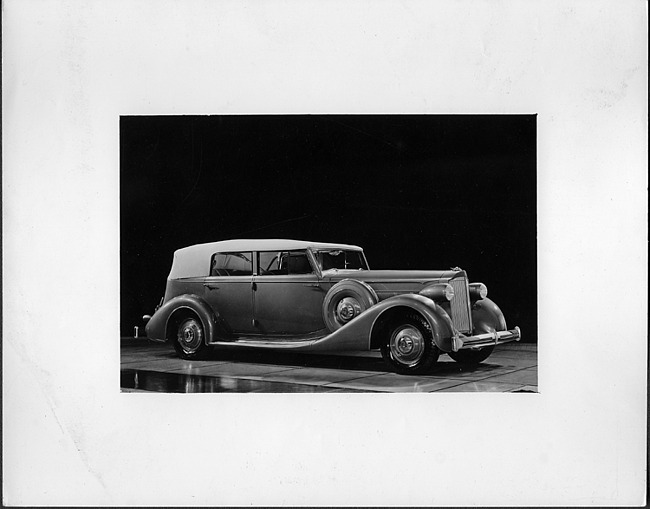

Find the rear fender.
[
  {"left": 145, "top": 294, "right": 220, "bottom": 344},
  {"left": 368, "top": 294, "right": 456, "bottom": 353}
]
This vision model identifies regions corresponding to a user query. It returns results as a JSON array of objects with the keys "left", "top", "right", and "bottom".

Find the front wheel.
[
  {"left": 173, "top": 317, "right": 208, "bottom": 359},
  {"left": 448, "top": 345, "right": 494, "bottom": 365},
  {"left": 380, "top": 314, "right": 439, "bottom": 375}
]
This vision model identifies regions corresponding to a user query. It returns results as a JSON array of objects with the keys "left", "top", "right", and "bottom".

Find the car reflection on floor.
[{"left": 120, "top": 339, "right": 538, "bottom": 393}]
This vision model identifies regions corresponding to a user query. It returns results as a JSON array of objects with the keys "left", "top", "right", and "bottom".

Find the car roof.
[{"left": 169, "top": 239, "right": 363, "bottom": 279}]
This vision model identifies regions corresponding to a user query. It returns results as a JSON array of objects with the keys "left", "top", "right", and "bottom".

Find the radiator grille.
[{"left": 449, "top": 277, "right": 472, "bottom": 332}]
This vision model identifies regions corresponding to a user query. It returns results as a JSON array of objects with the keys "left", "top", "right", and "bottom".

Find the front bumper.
[{"left": 452, "top": 326, "right": 521, "bottom": 351}]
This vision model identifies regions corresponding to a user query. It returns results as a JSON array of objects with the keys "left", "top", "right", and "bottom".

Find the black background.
[{"left": 121, "top": 115, "right": 537, "bottom": 342}]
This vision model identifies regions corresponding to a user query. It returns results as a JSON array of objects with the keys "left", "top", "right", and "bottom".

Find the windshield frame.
[{"left": 313, "top": 249, "right": 369, "bottom": 272}]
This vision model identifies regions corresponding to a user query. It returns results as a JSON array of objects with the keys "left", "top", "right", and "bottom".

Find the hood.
[
  {"left": 323, "top": 269, "right": 465, "bottom": 300},
  {"left": 323, "top": 268, "right": 462, "bottom": 282}
]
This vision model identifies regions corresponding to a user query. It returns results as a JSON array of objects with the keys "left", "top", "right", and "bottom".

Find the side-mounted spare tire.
[{"left": 322, "top": 279, "right": 378, "bottom": 332}]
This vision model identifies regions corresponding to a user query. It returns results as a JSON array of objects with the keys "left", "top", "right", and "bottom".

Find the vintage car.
[{"left": 143, "top": 239, "right": 521, "bottom": 374}]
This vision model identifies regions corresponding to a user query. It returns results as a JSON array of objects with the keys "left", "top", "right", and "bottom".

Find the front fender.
[
  {"left": 145, "top": 294, "right": 219, "bottom": 344},
  {"left": 368, "top": 294, "right": 457, "bottom": 353},
  {"left": 269, "top": 293, "right": 455, "bottom": 353},
  {"left": 471, "top": 297, "right": 508, "bottom": 334}
]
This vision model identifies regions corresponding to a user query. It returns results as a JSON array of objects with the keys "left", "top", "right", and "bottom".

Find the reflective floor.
[{"left": 121, "top": 338, "right": 537, "bottom": 393}]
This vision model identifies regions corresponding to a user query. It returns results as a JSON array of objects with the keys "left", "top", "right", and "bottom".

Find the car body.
[{"left": 144, "top": 239, "right": 521, "bottom": 374}]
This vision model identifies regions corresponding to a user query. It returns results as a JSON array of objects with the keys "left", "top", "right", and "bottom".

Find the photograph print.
[{"left": 120, "top": 114, "right": 537, "bottom": 393}]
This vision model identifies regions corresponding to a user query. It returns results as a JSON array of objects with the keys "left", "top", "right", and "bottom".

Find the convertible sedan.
[{"left": 144, "top": 239, "right": 521, "bottom": 374}]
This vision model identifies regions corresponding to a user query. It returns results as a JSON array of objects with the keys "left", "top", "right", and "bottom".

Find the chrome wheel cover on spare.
[
  {"left": 177, "top": 319, "right": 203, "bottom": 354},
  {"left": 389, "top": 325, "right": 425, "bottom": 366},
  {"left": 334, "top": 296, "right": 362, "bottom": 326}
]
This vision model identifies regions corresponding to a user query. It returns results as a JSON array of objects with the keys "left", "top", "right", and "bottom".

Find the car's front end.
[{"left": 316, "top": 261, "right": 521, "bottom": 362}]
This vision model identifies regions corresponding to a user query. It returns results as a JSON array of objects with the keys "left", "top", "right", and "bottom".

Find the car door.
[
  {"left": 202, "top": 251, "right": 255, "bottom": 334},
  {"left": 252, "top": 250, "right": 327, "bottom": 335}
]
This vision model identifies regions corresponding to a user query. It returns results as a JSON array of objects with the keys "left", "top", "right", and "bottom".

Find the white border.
[{"left": 3, "top": 0, "right": 647, "bottom": 506}]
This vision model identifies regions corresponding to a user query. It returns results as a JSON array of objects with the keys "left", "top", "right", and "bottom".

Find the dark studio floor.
[{"left": 120, "top": 338, "right": 538, "bottom": 393}]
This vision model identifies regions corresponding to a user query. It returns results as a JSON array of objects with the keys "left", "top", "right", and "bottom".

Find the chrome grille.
[{"left": 449, "top": 277, "right": 472, "bottom": 333}]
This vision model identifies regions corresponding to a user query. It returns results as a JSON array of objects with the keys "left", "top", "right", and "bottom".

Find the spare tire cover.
[{"left": 322, "top": 279, "right": 378, "bottom": 332}]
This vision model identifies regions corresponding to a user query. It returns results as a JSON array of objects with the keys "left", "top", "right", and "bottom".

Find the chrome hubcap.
[
  {"left": 178, "top": 320, "right": 202, "bottom": 353},
  {"left": 390, "top": 325, "right": 425, "bottom": 366},
  {"left": 335, "top": 297, "right": 361, "bottom": 324}
]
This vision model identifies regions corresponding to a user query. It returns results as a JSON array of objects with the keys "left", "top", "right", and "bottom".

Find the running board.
[{"left": 208, "top": 339, "right": 322, "bottom": 349}]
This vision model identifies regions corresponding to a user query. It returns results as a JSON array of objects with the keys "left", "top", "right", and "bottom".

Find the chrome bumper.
[{"left": 452, "top": 326, "right": 521, "bottom": 351}]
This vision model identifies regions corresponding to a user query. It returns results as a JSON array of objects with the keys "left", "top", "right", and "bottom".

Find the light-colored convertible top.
[{"left": 168, "top": 239, "right": 363, "bottom": 279}]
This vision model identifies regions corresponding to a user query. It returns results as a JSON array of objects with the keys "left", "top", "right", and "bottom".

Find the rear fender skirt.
[
  {"left": 471, "top": 297, "right": 508, "bottom": 334},
  {"left": 145, "top": 294, "right": 220, "bottom": 344},
  {"left": 368, "top": 294, "right": 457, "bottom": 352}
]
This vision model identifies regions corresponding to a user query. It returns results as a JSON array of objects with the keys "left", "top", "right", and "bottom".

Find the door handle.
[
  {"left": 203, "top": 284, "right": 219, "bottom": 290},
  {"left": 303, "top": 283, "right": 321, "bottom": 288}
]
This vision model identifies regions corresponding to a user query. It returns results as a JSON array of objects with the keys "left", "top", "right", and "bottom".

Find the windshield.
[{"left": 315, "top": 250, "right": 368, "bottom": 271}]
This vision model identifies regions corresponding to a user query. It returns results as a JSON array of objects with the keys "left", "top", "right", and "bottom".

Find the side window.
[
  {"left": 258, "top": 251, "right": 285, "bottom": 275},
  {"left": 284, "top": 251, "right": 313, "bottom": 275},
  {"left": 258, "top": 251, "right": 313, "bottom": 275},
  {"left": 210, "top": 252, "right": 252, "bottom": 276}
]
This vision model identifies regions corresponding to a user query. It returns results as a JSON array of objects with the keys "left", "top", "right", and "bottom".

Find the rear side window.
[{"left": 210, "top": 252, "right": 253, "bottom": 276}]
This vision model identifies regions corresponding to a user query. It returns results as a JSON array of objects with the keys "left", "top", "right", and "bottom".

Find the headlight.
[
  {"left": 469, "top": 283, "right": 488, "bottom": 300},
  {"left": 419, "top": 283, "right": 455, "bottom": 301}
]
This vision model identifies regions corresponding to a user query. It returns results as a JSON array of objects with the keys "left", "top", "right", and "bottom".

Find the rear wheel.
[
  {"left": 173, "top": 317, "right": 208, "bottom": 359},
  {"left": 448, "top": 345, "right": 494, "bottom": 365},
  {"left": 380, "top": 313, "right": 439, "bottom": 375}
]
